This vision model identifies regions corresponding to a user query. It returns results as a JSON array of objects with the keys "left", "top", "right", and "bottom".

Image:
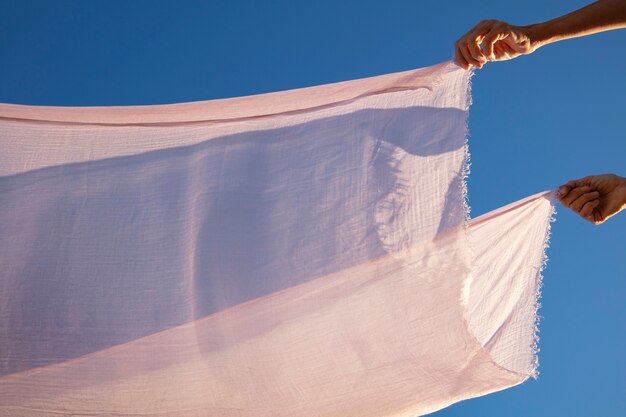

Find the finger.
[
  {"left": 560, "top": 186, "right": 593, "bottom": 207},
  {"left": 570, "top": 191, "right": 600, "bottom": 213},
  {"left": 465, "top": 32, "right": 487, "bottom": 67},
  {"left": 482, "top": 28, "right": 504, "bottom": 60},
  {"left": 592, "top": 208, "right": 605, "bottom": 225},
  {"left": 557, "top": 184, "right": 572, "bottom": 199},
  {"left": 454, "top": 41, "right": 470, "bottom": 69},
  {"left": 492, "top": 42, "right": 505, "bottom": 60},
  {"left": 455, "top": 20, "right": 493, "bottom": 68},
  {"left": 558, "top": 177, "right": 594, "bottom": 198},
  {"left": 579, "top": 199, "right": 600, "bottom": 219},
  {"left": 557, "top": 179, "right": 586, "bottom": 199},
  {"left": 456, "top": 32, "right": 484, "bottom": 68},
  {"left": 502, "top": 36, "right": 529, "bottom": 54},
  {"left": 557, "top": 181, "right": 579, "bottom": 200},
  {"left": 461, "top": 42, "right": 483, "bottom": 68},
  {"left": 499, "top": 41, "right": 518, "bottom": 59}
]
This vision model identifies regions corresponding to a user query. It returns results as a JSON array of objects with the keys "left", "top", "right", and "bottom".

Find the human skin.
[
  {"left": 454, "top": 0, "right": 626, "bottom": 69},
  {"left": 557, "top": 174, "right": 626, "bottom": 224},
  {"left": 454, "top": 0, "right": 626, "bottom": 224}
]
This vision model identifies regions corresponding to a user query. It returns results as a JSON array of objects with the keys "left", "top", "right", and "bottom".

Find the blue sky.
[{"left": 1, "top": 1, "right": 623, "bottom": 416}]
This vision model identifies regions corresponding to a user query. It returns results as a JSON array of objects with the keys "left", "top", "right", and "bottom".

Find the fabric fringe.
[
  {"left": 460, "top": 67, "right": 475, "bottom": 307},
  {"left": 529, "top": 194, "right": 557, "bottom": 378}
]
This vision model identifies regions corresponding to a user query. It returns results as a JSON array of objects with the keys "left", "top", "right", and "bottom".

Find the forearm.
[{"left": 526, "top": 0, "right": 626, "bottom": 49}]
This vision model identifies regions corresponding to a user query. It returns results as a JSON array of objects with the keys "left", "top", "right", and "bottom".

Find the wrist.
[{"left": 524, "top": 22, "right": 555, "bottom": 51}]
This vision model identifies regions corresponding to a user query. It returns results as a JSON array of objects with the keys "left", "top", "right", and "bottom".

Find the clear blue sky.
[{"left": 1, "top": 1, "right": 623, "bottom": 416}]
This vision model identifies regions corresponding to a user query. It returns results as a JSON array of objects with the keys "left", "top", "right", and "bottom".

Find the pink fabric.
[{"left": 0, "top": 61, "right": 553, "bottom": 416}]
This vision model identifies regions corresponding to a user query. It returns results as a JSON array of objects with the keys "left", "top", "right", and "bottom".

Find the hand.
[
  {"left": 454, "top": 20, "right": 538, "bottom": 69},
  {"left": 557, "top": 174, "right": 626, "bottom": 224}
]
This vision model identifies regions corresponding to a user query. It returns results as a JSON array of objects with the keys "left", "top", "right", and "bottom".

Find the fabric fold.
[{"left": 0, "top": 61, "right": 553, "bottom": 416}]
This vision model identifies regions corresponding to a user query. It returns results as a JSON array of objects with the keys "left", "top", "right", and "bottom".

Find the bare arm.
[
  {"left": 531, "top": 0, "right": 626, "bottom": 47},
  {"left": 455, "top": 0, "right": 626, "bottom": 69}
]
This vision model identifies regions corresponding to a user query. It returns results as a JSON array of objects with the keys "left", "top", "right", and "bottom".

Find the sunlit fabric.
[{"left": 0, "top": 61, "right": 553, "bottom": 416}]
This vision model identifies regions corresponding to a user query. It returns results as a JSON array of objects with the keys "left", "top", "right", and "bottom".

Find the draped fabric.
[{"left": 0, "top": 61, "right": 553, "bottom": 416}]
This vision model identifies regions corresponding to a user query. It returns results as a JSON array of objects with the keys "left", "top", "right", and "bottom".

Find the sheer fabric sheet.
[{"left": 0, "top": 62, "right": 554, "bottom": 416}]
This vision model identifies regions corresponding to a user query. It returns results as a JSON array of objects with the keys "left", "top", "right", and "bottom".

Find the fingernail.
[{"left": 557, "top": 186, "right": 567, "bottom": 197}]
